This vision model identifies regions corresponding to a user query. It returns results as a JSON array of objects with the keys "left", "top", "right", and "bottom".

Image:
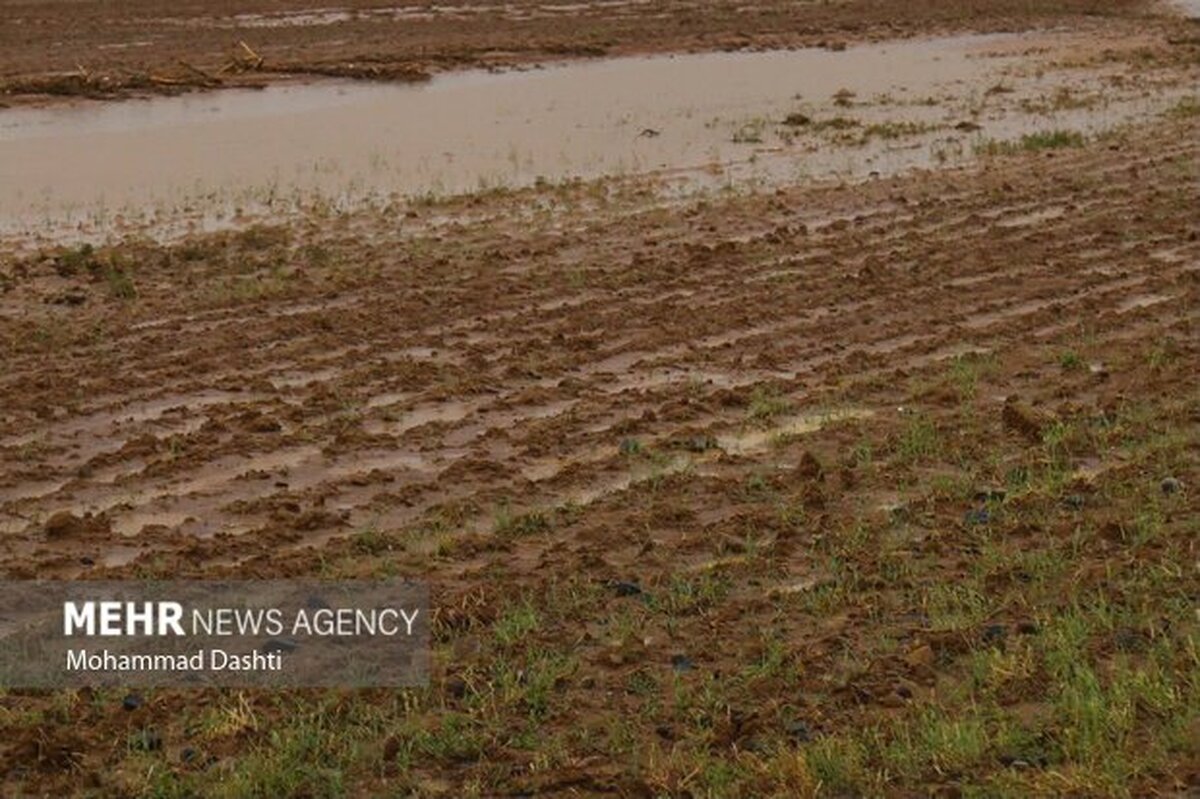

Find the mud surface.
[
  {"left": 2, "top": 116, "right": 1198, "bottom": 793},
  {"left": 0, "top": 3, "right": 1198, "bottom": 797},
  {"left": 0, "top": 0, "right": 1182, "bottom": 105},
  {"left": 3, "top": 23, "right": 1196, "bottom": 240}
]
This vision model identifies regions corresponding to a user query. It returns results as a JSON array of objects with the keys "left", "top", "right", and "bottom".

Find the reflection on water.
[{"left": 0, "top": 32, "right": 1188, "bottom": 239}]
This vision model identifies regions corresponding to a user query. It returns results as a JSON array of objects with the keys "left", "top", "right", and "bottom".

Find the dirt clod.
[{"left": 1002, "top": 396, "right": 1050, "bottom": 442}]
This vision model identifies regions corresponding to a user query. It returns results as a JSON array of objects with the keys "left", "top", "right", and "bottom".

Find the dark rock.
[
  {"left": 1161, "top": 476, "right": 1182, "bottom": 495},
  {"left": 964, "top": 508, "right": 991, "bottom": 526},
  {"left": 1062, "top": 494, "right": 1085, "bottom": 511},
  {"left": 122, "top": 693, "right": 143, "bottom": 712},
  {"left": 611, "top": 581, "right": 642, "bottom": 597},
  {"left": 180, "top": 747, "right": 198, "bottom": 764},
  {"left": 670, "top": 654, "right": 695, "bottom": 673},
  {"left": 982, "top": 624, "right": 1007, "bottom": 646}
]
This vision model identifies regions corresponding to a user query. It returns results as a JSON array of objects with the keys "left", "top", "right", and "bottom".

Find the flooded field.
[
  {"left": 2, "top": 29, "right": 1193, "bottom": 239},
  {"left": 0, "top": 1, "right": 1197, "bottom": 796}
]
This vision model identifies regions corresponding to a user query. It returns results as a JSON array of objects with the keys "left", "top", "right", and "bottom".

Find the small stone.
[
  {"left": 122, "top": 693, "right": 143, "bottom": 712},
  {"left": 964, "top": 508, "right": 991, "bottom": 526},
  {"left": 1161, "top": 477, "right": 1182, "bottom": 495},
  {"left": 670, "top": 654, "right": 695, "bottom": 673},
  {"left": 180, "top": 747, "right": 198, "bottom": 764},
  {"left": 1062, "top": 494, "right": 1085, "bottom": 511},
  {"left": 982, "top": 624, "right": 1007, "bottom": 646},
  {"left": 785, "top": 720, "right": 813, "bottom": 742},
  {"left": 445, "top": 676, "right": 467, "bottom": 699},
  {"left": 611, "top": 581, "right": 642, "bottom": 597}
]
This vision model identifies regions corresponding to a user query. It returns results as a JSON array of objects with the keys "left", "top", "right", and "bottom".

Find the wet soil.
[
  {"left": 3, "top": 22, "right": 1195, "bottom": 241},
  {"left": 0, "top": 4, "right": 1197, "bottom": 797},
  {"left": 0, "top": 0, "right": 1186, "bottom": 106},
  {"left": 1, "top": 108, "right": 1197, "bottom": 793}
]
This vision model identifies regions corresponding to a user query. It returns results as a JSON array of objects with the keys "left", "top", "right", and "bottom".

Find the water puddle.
[
  {"left": 719, "top": 409, "right": 875, "bottom": 455},
  {"left": 174, "top": 2, "right": 642, "bottom": 29},
  {"left": 1115, "top": 292, "right": 1174, "bottom": 313},
  {"left": 1173, "top": 0, "right": 1200, "bottom": 18},
  {"left": 1, "top": 31, "right": 1185, "bottom": 240},
  {"left": 0, "top": 478, "right": 68, "bottom": 504},
  {"left": 0, "top": 389, "right": 246, "bottom": 449}
]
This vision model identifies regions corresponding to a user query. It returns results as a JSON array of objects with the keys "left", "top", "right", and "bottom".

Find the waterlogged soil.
[
  {"left": 0, "top": 0, "right": 1185, "bottom": 106},
  {"left": 0, "top": 5, "right": 1198, "bottom": 798},
  {"left": 2, "top": 21, "right": 1196, "bottom": 241},
  {"left": 1, "top": 111, "right": 1197, "bottom": 793}
]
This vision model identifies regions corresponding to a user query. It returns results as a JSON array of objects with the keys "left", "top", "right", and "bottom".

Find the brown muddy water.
[
  {"left": 1174, "top": 0, "right": 1200, "bottom": 17},
  {"left": 0, "top": 32, "right": 1188, "bottom": 239}
]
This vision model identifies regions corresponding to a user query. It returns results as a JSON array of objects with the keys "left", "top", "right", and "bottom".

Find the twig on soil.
[{"left": 177, "top": 60, "right": 222, "bottom": 86}]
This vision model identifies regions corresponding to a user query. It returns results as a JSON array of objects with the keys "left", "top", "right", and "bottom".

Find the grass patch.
[
  {"left": 747, "top": 387, "right": 792, "bottom": 423},
  {"left": 493, "top": 505, "right": 553, "bottom": 538},
  {"left": 976, "top": 130, "right": 1086, "bottom": 156}
]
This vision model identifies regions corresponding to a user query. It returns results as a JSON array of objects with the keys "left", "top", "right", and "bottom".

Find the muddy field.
[
  {"left": 0, "top": 0, "right": 1182, "bottom": 104},
  {"left": 1, "top": 1, "right": 1199, "bottom": 797}
]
